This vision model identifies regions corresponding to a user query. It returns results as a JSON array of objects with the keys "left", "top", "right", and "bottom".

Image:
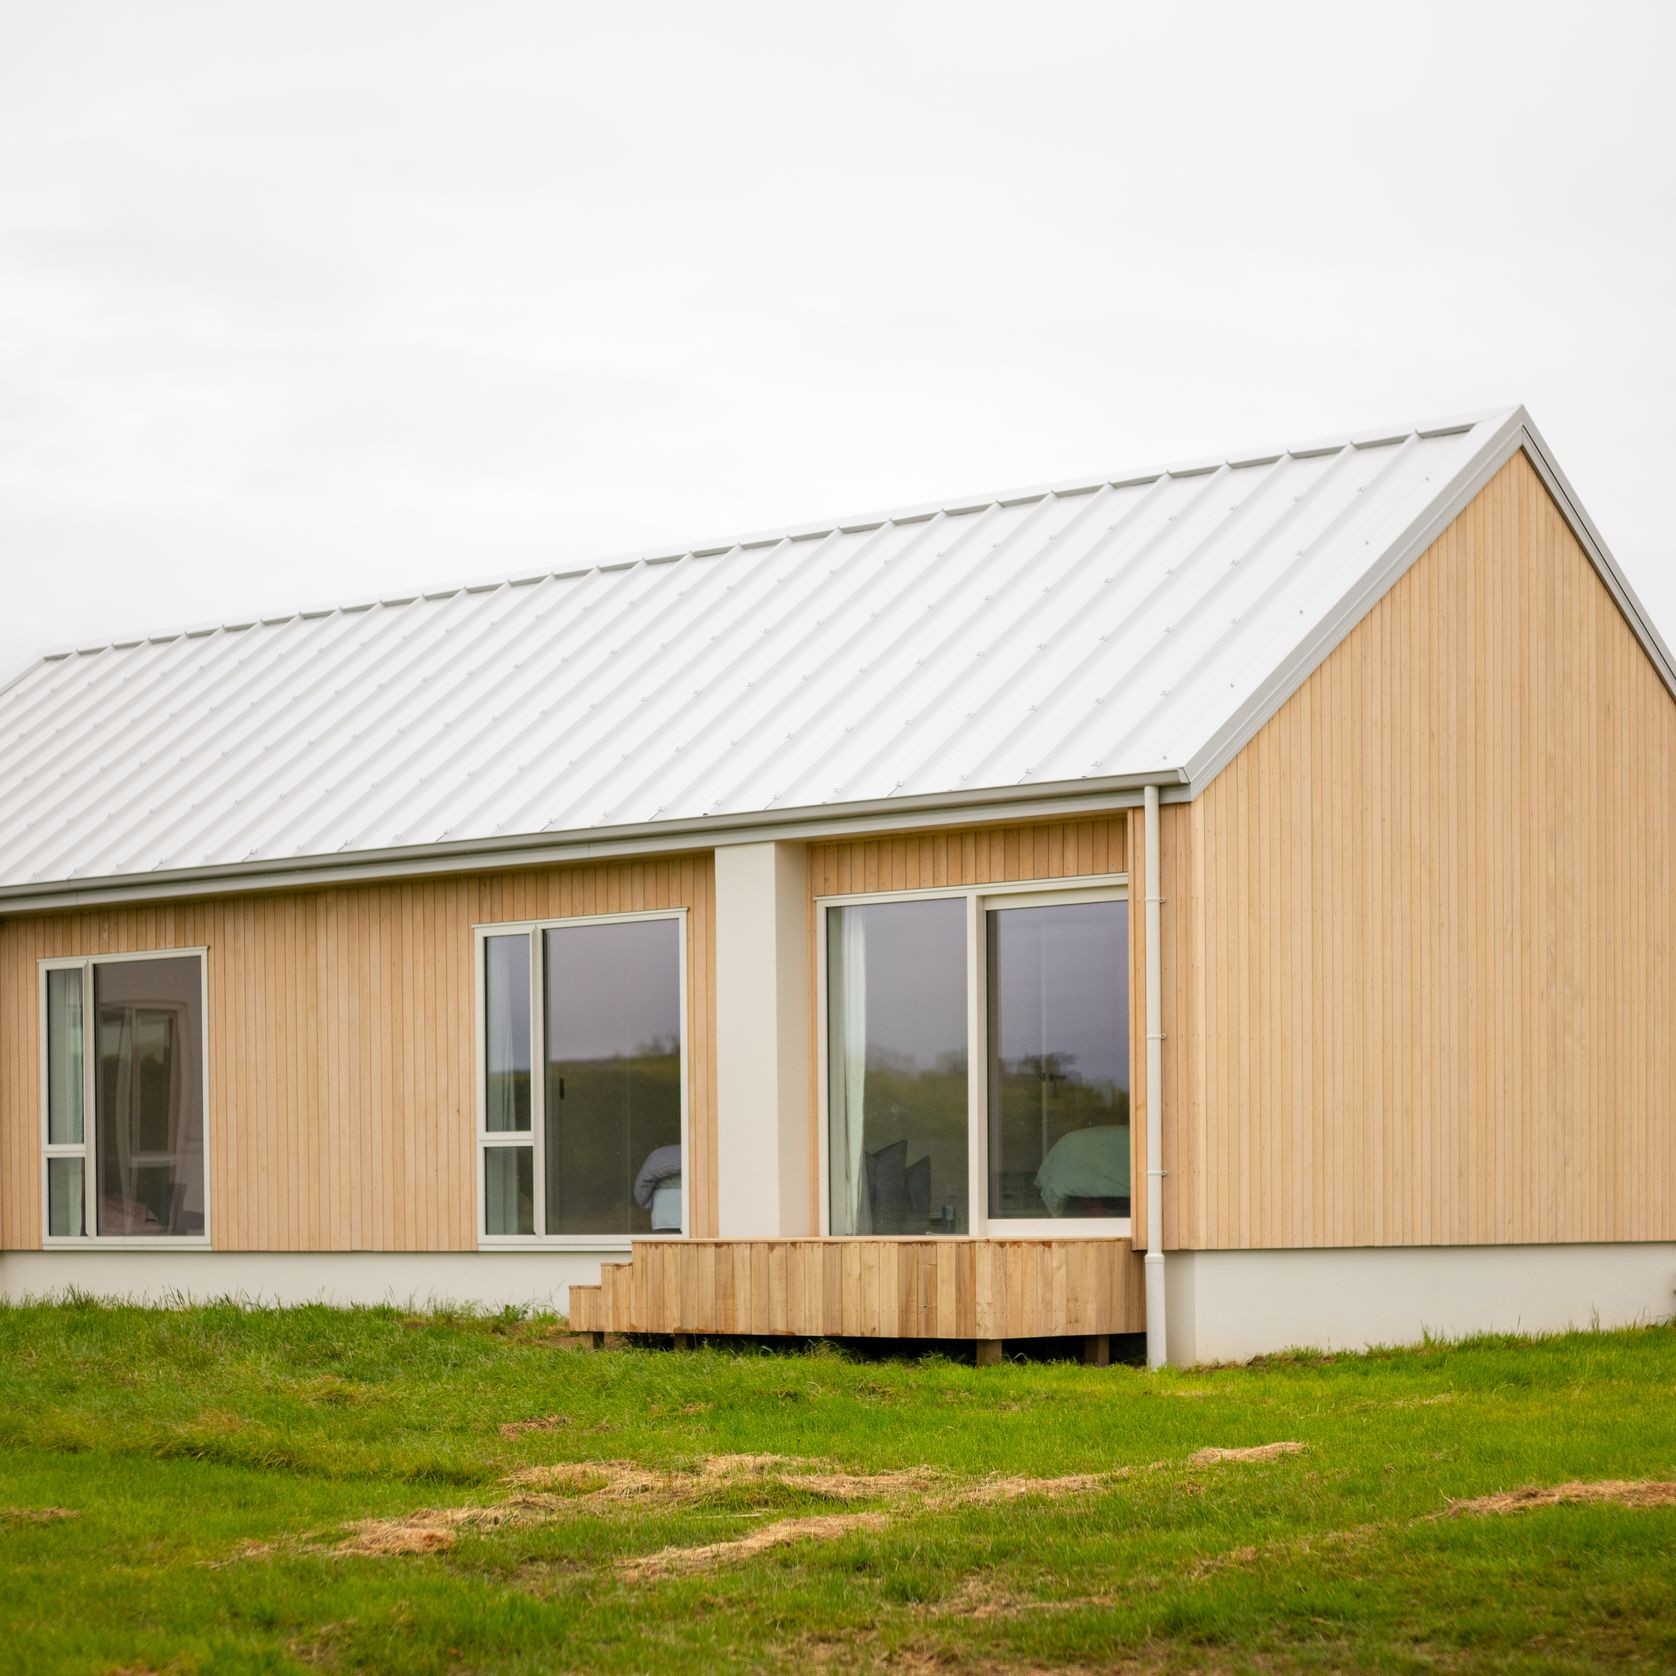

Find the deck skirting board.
[{"left": 567, "top": 1237, "right": 1146, "bottom": 1340}]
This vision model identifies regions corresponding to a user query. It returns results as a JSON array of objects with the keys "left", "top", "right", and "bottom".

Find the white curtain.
[{"left": 835, "top": 908, "right": 871, "bottom": 1234}]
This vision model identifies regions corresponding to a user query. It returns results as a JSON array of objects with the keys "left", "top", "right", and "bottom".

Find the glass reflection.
[
  {"left": 828, "top": 898, "right": 968, "bottom": 1235},
  {"left": 987, "top": 900, "right": 1129, "bottom": 1219},
  {"left": 544, "top": 918, "right": 683, "bottom": 1235}
]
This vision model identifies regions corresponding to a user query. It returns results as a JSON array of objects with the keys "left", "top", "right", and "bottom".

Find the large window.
[
  {"left": 824, "top": 884, "right": 1129, "bottom": 1237},
  {"left": 986, "top": 899, "right": 1130, "bottom": 1220},
  {"left": 827, "top": 898, "right": 969, "bottom": 1235},
  {"left": 41, "top": 951, "right": 209, "bottom": 1243},
  {"left": 478, "top": 912, "right": 686, "bottom": 1242}
]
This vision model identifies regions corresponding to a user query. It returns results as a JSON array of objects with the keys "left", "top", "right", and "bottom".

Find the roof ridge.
[{"left": 31, "top": 405, "right": 1517, "bottom": 663}]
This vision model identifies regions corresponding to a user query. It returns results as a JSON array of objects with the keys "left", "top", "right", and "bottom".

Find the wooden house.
[{"left": 2, "top": 405, "right": 1671, "bottom": 1363}]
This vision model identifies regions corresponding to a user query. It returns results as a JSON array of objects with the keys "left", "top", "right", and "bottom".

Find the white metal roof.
[{"left": 2, "top": 403, "right": 1668, "bottom": 902}]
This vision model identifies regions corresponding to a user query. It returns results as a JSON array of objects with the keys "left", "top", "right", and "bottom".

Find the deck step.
[{"left": 566, "top": 1282, "right": 602, "bottom": 1334}]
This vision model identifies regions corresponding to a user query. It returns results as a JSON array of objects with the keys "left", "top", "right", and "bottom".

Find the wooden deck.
[{"left": 566, "top": 1237, "right": 1146, "bottom": 1343}]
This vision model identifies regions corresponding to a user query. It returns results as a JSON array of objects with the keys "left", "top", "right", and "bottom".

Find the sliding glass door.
[
  {"left": 986, "top": 899, "right": 1130, "bottom": 1221},
  {"left": 826, "top": 897, "right": 969, "bottom": 1236},
  {"left": 822, "top": 885, "right": 1130, "bottom": 1237}
]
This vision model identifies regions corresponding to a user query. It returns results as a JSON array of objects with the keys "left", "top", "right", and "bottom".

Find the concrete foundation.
[
  {"left": 1163, "top": 1241, "right": 1676, "bottom": 1365},
  {"left": 0, "top": 1248, "right": 607, "bottom": 1314}
]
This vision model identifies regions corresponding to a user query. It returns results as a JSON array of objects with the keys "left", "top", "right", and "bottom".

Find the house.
[{"left": 1, "top": 404, "right": 1672, "bottom": 1366}]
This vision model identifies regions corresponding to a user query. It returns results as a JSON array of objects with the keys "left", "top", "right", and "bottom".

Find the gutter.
[
  {"left": 1143, "top": 783, "right": 1168, "bottom": 1368},
  {"left": 0, "top": 770, "right": 1191, "bottom": 914}
]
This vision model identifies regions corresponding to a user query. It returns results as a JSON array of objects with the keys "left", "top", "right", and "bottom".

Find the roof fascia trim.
[
  {"left": 0, "top": 774, "right": 1191, "bottom": 914},
  {"left": 1515, "top": 413, "right": 1676, "bottom": 698},
  {"left": 1184, "top": 410, "right": 1676, "bottom": 797},
  {"left": 1179, "top": 405, "right": 1676, "bottom": 798}
]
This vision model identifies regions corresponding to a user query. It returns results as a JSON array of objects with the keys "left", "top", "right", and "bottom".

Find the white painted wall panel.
[
  {"left": 1164, "top": 1244, "right": 1676, "bottom": 1366},
  {"left": 0, "top": 1249, "right": 610, "bottom": 1313},
  {"left": 714, "top": 841, "right": 811, "bottom": 1236}
]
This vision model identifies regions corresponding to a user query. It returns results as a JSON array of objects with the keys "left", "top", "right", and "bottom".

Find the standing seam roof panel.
[{"left": 5, "top": 406, "right": 1643, "bottom": 894}]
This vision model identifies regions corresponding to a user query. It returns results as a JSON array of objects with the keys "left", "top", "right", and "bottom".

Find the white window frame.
[
  {"left": 474, "top": 908, "right": 689, "bottom": 1251},
  {"left": 38, "top": 947, "right": 212, "bottom": 1250},
  {"left": 814, "top": 874, "right": 1131, "bottom": 1240}
]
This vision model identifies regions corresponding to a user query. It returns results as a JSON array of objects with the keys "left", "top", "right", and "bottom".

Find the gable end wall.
[{"left": 1147, "top": 449, "right": 1676, "bottom": 1251}]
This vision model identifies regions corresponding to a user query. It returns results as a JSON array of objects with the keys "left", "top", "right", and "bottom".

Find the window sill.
[
  {"left": 41, "top": 1236, "right": 212, "bottom": 1250},
  {"left": 477, "top": 1235, "right": 686, "bottom": 1252}
]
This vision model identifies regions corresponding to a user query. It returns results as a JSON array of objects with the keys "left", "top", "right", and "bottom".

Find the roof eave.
[{"left": 0, "top": 768, "right": 1192, "bottom": 913}]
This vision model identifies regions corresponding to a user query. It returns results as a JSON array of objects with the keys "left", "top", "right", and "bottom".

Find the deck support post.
[
  {"left": 672, "top": 1333, "right": 695, "bottom": 1351},
  {"left": 975, "top": 1339, "right": 1003, "bottom": 1367},
  {"left": 1082, "top": 1334, "right": 1111, "bottom": 1368}
]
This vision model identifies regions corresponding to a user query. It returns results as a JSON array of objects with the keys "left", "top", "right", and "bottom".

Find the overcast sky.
[{"left": 2, "top": 1, "right": 1672, "bottom": 685}]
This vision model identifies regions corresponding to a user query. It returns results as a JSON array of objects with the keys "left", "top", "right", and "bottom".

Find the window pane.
[
  {"left": 828, "top": 898, "right": 968, "bottom": 1236},
  {"left": 484, "top": 1146, "right": 534, "bottom": 1235},
  {"left": 47, "top": 1156, "right": 85, "bottom": 1238},
  {"left": 987, "top": 900, "right": 1129, "bottom": 1220},
  {"left": 94, "top": 956, "right": 205, "bottom": 1237},
  {"left": 46, "top": 968, "right": 85, "bottom": 1145},
  {"left": 484, "top": 935, "right": 532, "bottom": 1132},
  {"left": 544, "top": 918, "right": 682, "bottom": 1236}
]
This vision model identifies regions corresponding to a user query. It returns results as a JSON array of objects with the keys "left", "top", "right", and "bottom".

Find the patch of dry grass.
[
  {"left": 620, "top": 1512, "right": 894, "bottom": 1580},
  {"left": 327, "top": 1453, "right": 1142, "bottom": 1572},
  {"left": 498, "top": 1414, "right": 571, "bottom": 1439},
  {"left": 1440, "top": 1480, "right": 1676, "bottom": 1518},
  {"left": 1186, "top": 1441, "right": 1307, "bottom": 1466}
]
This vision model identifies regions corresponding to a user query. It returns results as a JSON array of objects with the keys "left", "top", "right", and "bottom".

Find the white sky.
[{"left": 2, "top": 0, "right": 1673, "bottom": 685}]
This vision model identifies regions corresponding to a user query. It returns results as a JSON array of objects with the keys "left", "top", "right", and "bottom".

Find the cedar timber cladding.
[
  {"left": 1149, "top": 451, "right": 1676, "bottom": 1252},
  {"left": 0, "top": 856, "right": 718, "bottom": 1250},
  {"left": 803, "top": 816, "right": 1133, "bottom": 1232}
]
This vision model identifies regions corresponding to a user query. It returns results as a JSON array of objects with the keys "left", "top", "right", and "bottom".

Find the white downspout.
[{"left": 1143, "top": 784, "right": 1168, "bottom": 1368}]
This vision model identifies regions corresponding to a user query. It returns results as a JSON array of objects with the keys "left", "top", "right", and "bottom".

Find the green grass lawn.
[{"left": 1, "top": 1302, "right": 1672, "bottom": 1674}]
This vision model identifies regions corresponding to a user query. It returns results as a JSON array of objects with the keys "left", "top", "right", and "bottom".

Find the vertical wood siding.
[
  {"left": 568, "top": 1236, "right": 1146, "bottom": 1338},
  {"left": 806, "top": 818, "right": 1130, "bottom": 901},
  {"left": 0, "top": 855, "right": 718, "bottom": 1250},
  {"left": 1151, "top": 450, "right": 1676, "bottom": 1250},
  {"left": 804, "top": 816, "right": 1133, "bottom": 1232}
]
